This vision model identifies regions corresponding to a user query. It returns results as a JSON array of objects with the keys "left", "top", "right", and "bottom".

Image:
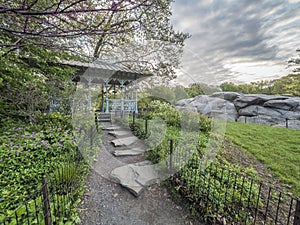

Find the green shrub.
[
  {"left": 37, "top": 112, "right": 73, "bottom": 130},
  {"left": 171, "top": 157, "right": 260, "bottom": 223},
  {"left": 0, "top": 126, "right": 81, "bottom": 216}
]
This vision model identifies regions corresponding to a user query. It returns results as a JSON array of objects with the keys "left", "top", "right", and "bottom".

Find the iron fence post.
[
  {"left": 169, "top": 139, "right": 173, "bottom": 171},
  {"left": 145, "top": 119, "right": 148, "bottom": 135},
  {"left": 42, "top": 178, "right": 52, "bottom": 225},
  {"left": 294, "top": 199, "right": 300, "bottom": 225},
  {"left": 90, "top": 125, "right": 94, "bottom": 150}
]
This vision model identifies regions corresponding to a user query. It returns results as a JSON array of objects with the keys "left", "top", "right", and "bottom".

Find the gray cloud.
[{"left": 171, "top": 0, "right": 300, "bottom": 85}]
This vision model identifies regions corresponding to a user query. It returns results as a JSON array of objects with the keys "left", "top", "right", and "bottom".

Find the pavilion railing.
[{"left": 110, "top": 99, "right": 137, "bottom": 112}]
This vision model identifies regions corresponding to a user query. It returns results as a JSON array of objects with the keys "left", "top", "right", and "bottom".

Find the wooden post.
[
  {"left": 42, "top": 178, "right": 52, "bottom": 225},
  {"left": 294, "top": 199, "right": 300, "bottom": 225}
]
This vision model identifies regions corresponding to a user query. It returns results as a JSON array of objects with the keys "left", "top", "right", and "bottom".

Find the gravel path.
[
  {"left": 78, "top": 122, "right": 201, "bottom": 225},
  {"left": 79, "top": 170, "right": 197, "bottom": 225}
]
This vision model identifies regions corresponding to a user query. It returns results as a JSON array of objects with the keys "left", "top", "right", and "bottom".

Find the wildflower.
[
  {"left": 16, "top": 151, "right": 19, "bottom": 155},
  {"left": 0, "top": 198, "right": 3, "bottom": 202},
  {"left": 21, "top": 134, "right": 25, "bottom": 138},
  {"left": 0, "top": 159, "right": 2, "bottom": 163},
  {"left": 30, "top": 132, "right": 36, "bottom": 138},
  {"left": 27, "top": 150, "right": 31, "bottom": 153}
]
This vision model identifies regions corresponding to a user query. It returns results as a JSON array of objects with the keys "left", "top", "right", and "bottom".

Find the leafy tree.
[
  {"left": 220, "top": 74, "right": 300, "bottom": 96},
  {"left": 0, "top": 46, "right": 76, "bottom": 123},
  {"left": 93, "top": 1, "right": 190, "bottom": 79},
  {"left": 145, "top": 85, "right": 176, "bottom": 103},
  {"left": 0, "top": 0, "right": 190, "bottom": 124},
  {"left": 185, "top": 83, "right": 220, "bottom": 98},
  {"left": 0, "top": 1, "right": 153, "bottom": 54},
  {"left": 172, "top": 85, "right": 189, "bottom": 101},
  {"left": 1, "top": 0, "right": 189, "bottom": 65}
]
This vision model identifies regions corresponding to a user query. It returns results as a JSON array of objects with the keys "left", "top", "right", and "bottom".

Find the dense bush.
[
  {"left": 0, "top": 111, "right": 98, "bottom": 223},
  {"left": 0, "top": 126, "right": 80, "bottom": 212},
  {"left": 170, "top": 155, "right": 260, "bottom": 223}
]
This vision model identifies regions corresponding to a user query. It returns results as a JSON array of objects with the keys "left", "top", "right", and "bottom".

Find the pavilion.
[{"left": 63, "top": 60, "right": 152, "bottom": 115}]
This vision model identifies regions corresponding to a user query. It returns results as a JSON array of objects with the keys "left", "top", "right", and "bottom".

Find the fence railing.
[
  {"left": 0, "top": 161, "right": 83, "bottom": 225},
  {"left": 109, "top": 112, "right": 300, "bottom": 224},
  {"left": 167, "top": 139, "right": 300, "bottom": 225},
  {"left": 239, "top": 116, "right": 300, "bottom": 130}
]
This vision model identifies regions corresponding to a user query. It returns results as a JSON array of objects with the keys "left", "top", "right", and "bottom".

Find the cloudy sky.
[{"left": 170, "top": 0, "right": 300, "bottom": 86}]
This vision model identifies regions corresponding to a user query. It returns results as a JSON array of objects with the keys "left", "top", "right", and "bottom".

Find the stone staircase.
[
  {"left": 95, "top": 112, "right": 111, "bottom": 122},
  {"left": 98, "top": 122, "right": 159, "bottom": 197}
]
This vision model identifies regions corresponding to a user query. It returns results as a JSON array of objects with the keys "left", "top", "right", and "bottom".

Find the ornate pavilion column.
[
  {"left": 105, "top": 80, "right": 110, "bottom": 113},
  {"left": 120, "top": 80, "right": 125, "bottom": 112},
  {"left": 134, "top": 80, "right": 138, "bottom": 113},
  {"left": 87, "top": 76, "right": 93, "bottom": 110}
]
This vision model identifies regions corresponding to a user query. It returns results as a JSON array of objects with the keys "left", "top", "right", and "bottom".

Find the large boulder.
[
  {"left": 209, "top": 92, "right": 241, "bottom": 102},
  {"left": 174, "top": 98, "right": 195, "bottom": 107},
  {"left": 263, "top": 98, "right": 300, "bottom": 111},
  {"left": 233, "top": 94, "right": 289, "bottom": 110},
  {"left": 238, "top": 105, "right": 283, "bottom": 118},
  {"left": 174, "top": 92, "right": 300, "bottom": 130},
  {"left": 174, "top": 95, "right": 238, "bottom": 121},
  {"left": 237, "top": 115, "right": 286, "bottom": 127}
]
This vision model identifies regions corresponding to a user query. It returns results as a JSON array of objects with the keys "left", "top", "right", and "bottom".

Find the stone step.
[
  {"left": 108, "top": 130, "right": 132, "bottom": 137},
  {"left": 111, "top": 136, "right": 139, "bottom": 147},
  {"left": 113, "top": 147, "right": 146, "bottom": 156},
  {"left": 102, "top": 125, "right": 123, "bottom": 131},
  {"left": 96, "top": 113, "right": 111, "bottom": 122},
  {"left": 110, "top": 162, "right": 159, "bottom": 197}
]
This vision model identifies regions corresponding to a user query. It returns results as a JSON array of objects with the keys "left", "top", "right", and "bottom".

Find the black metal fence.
[
  {"left": 0, "top": 162, "right": 84, "bottom": 225},
  {"left": 167, "top": 139, "right": 300, "bottom": 225},
  {"left": 238, "top": 116, "right": 300, "bottom": 130}
]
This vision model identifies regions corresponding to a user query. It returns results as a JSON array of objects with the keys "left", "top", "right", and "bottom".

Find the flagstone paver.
[
  {"left": 111, "top": 136, "right": 139, "bottom": 147},
  {"left": 113, "top": 148, "right": 145, "bottom": 157},
  {"left": 108, "top": 130, "right": 131, "bottom": 137},
  {"left": 110, "top": 162, "right": 159, "bottom": 197}
]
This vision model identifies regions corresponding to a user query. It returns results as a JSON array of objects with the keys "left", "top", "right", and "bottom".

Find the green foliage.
[
  {"left": 0, "top": 45, "right": 77, "bottom": 124},
  {"left": 1, "top": 192, "right": 81, "bottom": 225},
  {"left": 220, "top": 74, "right": 300, "bottom": 96},
  {"left": 137, "top": 100, "right": 262, "bottom": 223},
  {"left": 0, "top": 113, "right": 91, "bottom": 224},
  {"left": 199, "top": 115, "right": 212, "bottom": 133},
  {"left": 145, "top": 86, "right": 176, "bottom": 103},
  {"left": 185, "top": 83, "right": 220, "bottom": 98},
  {"left": 170, "top": 155, "right": 260, "bottom": 223},
  {"left": 37, "top": 112, "right": 73, "bottom": 130},
  {"left": 129, "top": 119, "right": 149, "bottom": 139},
  {"left": 145, "top": 100, "right": 181, "bottom": 127}
]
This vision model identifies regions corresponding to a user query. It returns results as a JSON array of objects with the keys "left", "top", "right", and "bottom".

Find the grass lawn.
[{"left": 225, "top": 121, "right": 300, "bottom": 197}]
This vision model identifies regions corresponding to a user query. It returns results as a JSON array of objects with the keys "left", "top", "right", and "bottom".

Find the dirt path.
[{"left": 78, "top": 123, "right": 200, "bottom": 225}]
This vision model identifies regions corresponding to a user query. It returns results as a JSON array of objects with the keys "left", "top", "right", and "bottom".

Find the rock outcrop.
[{"left": 174, "top": 92, "right": 300, "bottom": 130}]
